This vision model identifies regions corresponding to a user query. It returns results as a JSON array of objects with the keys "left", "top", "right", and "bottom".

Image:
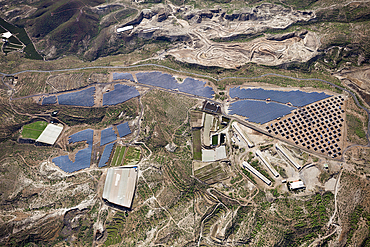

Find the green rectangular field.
[
  {"left": 111, "top": 146, "right": 121, "bottom": 166},
  {"left": 116, "top": 146, "right": 126, "bottom": 166},
  {"left": 21, "top": 121, "right": 48, "bottom": 139},
  {"left": 192, "top": 129, "right": 202, "bottom": 160}
]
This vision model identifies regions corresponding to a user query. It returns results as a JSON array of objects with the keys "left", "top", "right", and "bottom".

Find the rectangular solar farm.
[
  {"left": 229, "top": 100, "right": 296, "bottom": 124},
  {"left": 112, "top": 72, "right": 135, "bottom": 81},
  {"left": 52, "top": 146, "right": 92, "bottom": 173},
  {"left": 58, "top": 87, "right": 95, "bottom": 107},
  {"left": 68, "top": 129, "right": 94, "bottom": 145},
  {"left": 102, "top": 84, "right": 140, "bottom": 106},
  {"left": 42, "top": 95, "right": 57, "bottom": 105},
  {"left": 136, "top": 72, "right": 214, "bottom": 98},
  {"left": 98, "top": 142, "right": 115, "bottom": 167},
  {"left": 229, "top": 87, "right": 331, "bottom": 107},
  {"left": 100, "top": 127, "right": 117, "bottom": 146},
  {"left": 117, "top": 122, "right": 131, "bottom": 138}
]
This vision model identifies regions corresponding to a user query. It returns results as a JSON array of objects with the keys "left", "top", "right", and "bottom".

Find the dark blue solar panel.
[
  {"left": 112, "top": 73, "right": 135, "bottom": 81},
  {"left": 52, "top": 146, "right": 92, "bottom": 173},
  {"left": 102, "top": 84, "right": 140, "bottom": 106},
  {"left": 136, "top": 71, "right": 178, "bottom": 89},
  {"left": 179, "top": 78, "right": 214, "bottom": 98},
  {"left": 117, "top": 122, "right": 131, "bottom": 138},
  {"left": 229, "top": 100, "right": 296, "bottom": 124},
  {"left": 229, "top": 87, "right": 331, "bottom": 107},
  {"left": 136, "top": 72, "right": 214, "bottom": 98},
  {"left": 98, "top": 143, "right": 115, "bottom": 167},
  {"left": 58, "top": 87, "right": 95, "bottom": 107},
  {"left": 100, "top": 127, "right": 117, "bottom": 146},
  {"left": 42, "top": 95, "right": 57, "bottom": 105},
  {"left": 68, "top": 129, "right": 94, "bottom": 145}
]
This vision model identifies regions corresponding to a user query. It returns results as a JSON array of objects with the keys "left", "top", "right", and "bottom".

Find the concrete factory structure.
[
  {"left": 242, "top": 161, "right": 271, "bottom": 186},
  {"left": 103, "top": 166, "right": 138, "bottom": 208},
  {"left": 232, "top": 122, "right": 254, "bottom": 148},
  {"left": 36, "top": 123, "right": 63, "bottom": 145},
  {"left": 275, "top": 143, "right": 301, "bottom": 170},
  {"left": 256, "top": 150, "right": 279, "bottom": 177}
]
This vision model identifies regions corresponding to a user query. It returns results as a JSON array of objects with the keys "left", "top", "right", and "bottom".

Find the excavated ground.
[{"left": 126, "top": 3, "right": 319, "bottom": 68}]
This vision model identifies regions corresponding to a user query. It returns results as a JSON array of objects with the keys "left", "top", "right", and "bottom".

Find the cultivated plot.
[{"left": 21, "top": 121, "right": 48, "bottom": 139}]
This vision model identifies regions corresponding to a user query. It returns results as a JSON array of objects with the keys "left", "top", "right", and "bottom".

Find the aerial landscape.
[{"left": 0, "top": 0, "right": 370, "bottom": 246}]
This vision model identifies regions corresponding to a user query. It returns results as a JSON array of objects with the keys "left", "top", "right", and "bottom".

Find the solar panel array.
[
  {"left": 52, "top": 146, "right": 92, "bottom": 173},
  {"left": 230, "top": 87, "right": 331, "bottom": 107},
  {"left": 179, "top": 78, "right": 214, "bottom": 98},
  {"left": 102, "top": 84, "right": 140, "bottom": 106},
  {"left": 42, "top": 95, "right": 57, "bottom": 105},
  {"left": 117, "top": 122, "right": 131, "bottom": 138},
  {"left": 58, "top": 87, "right": 95, "bottom": 107},
  {"left": 136, "top": 71, "right": 178, "bottom": 89},
  {"left": 100, "top": 127, "right": 117, "bottom": 146},
  {"left": 266, "top": 96, "right": 345, "bottom": 158},
  {"left": 68, "top": 129, "right": 94, "bottom": 145},
  {"left": 229, "top": 100, "right": 296, "bottom": 124},
  {"left": 98, "top": 142, "right": 115, "bottom": 167},
  {"left": 112, "top": 72, "right": 135, "bottom": 81},
  {"left": 53, "top": 129, "right": 94, "bottom": 173},
  {"left": 136, "top": 72, "right": 214, "bottom": 98}
]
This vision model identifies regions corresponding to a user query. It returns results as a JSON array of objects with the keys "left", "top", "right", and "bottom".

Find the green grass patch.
[
  {"left": 347, "top": 114, "right": 367, "bottom": 142},
  {"left": 212, "top": 134, "right": 218, "bottom": 145},
  {"left": 123, "top": 146, "right": 140, "bottom": 165},
  {"left": 111, "top": 146, "right": 121, "bottom": 166},
  {"left": 21, "top": 121, "right": 48, "bottom": 139},
  {"left": 192, "top": 129, "right": 202, "bottom": 160}
]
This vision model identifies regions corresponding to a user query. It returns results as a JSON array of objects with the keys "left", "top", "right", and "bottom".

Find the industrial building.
[
  {"left": 232, "top": 122, "right": 254, "bottom": 148},
  {"left": 288, "top": 180, "right": 306, "bottom": 190},
  {"left": 103, "top": 166, "right": 138, "bottom": 208},
  {"left": 36, "top": 123, "right": 63, "bottom": 145},
  {"left": 255, "top": 150, "right": 279, "bottom": 177},
  {"left": 202, "top": 146, "right": 227, "bottom": 162},
  {"left": 242, "top": 161, "right": 271, "bottom": 186},
  {"left": 117, "top": 26, "right": 133, "bottom": 33},
  {"left": 275, "top": 143, "right": 301, "bottom": 170}
]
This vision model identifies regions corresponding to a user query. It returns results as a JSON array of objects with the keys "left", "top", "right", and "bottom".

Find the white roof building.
[
  {"left": 289, "top": 180, "right": 305, "bottom": 190},
  {"left": 1, "top": 32, "right": 12, "bottom": 39},
  {"left": 117, "top": 26, "right": 133, "bottom": 33},
  {"left": 103, "top": 167, "right": 138, "bottom": 208},
  {"left": 36, "top": 123, "right": 63, "bottom": 145},
  {"left": 201, "top": 146, "right": 227, "bottom": 162}
]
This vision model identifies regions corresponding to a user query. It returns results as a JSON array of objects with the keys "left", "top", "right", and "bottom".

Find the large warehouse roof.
[
  {"left": 103, "top": 167, "right": 138, "bottom": 208},
  {"left": 36, "top": 123, "right": 63, "bottom": 145}
]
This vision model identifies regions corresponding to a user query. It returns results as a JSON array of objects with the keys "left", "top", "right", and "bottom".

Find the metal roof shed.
[{"left": 103, "top": 167, "right": 138, "bottom": 208}]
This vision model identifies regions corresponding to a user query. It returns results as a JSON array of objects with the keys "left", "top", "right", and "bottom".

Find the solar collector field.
[
  {"left": 230, "top": 87, "right": 331, "bottom": 107},
  {"left": 42, "top": 95, "right": 57, "bottom": 105},
  {"left": 53, "top": 129, "right": 95, "bottom": 173},
  {"left": 229, "top": 100, "right": 295, "bottom": 124},
  {"left": 112, "top": 72, "right": 135, "bottom": 81},
  {"left": 136, "top": 72, "right": 215, "bottom": 98},
  {"left": 117, "top": 122, "right": 131, "bottom": 138},
  {"left": 100, "top": 127, "right": 117, "bottom": 146},
  {"left": 102, "top": 84, "right": 140, "bottom": 106},
  {"left": 98, "top": 143, "right": 115, "bottom": 167},
  {"left": 58, "top": 87, "right": 95, "bottom": 107}
]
